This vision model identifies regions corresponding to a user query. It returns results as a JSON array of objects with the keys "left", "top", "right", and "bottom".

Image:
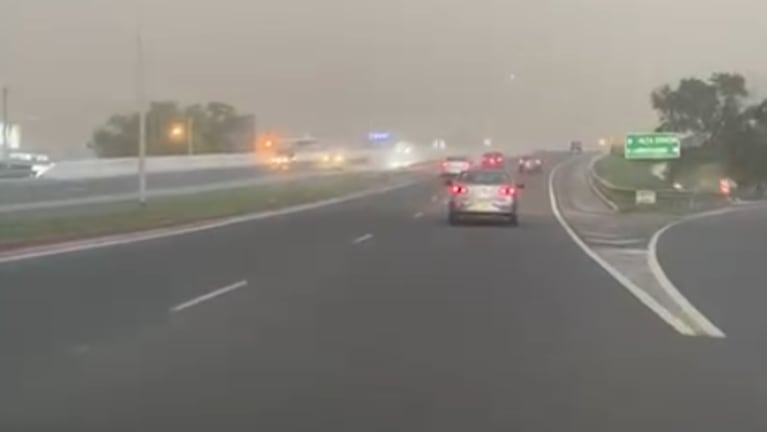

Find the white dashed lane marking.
[{"left": 352, "top": 233, "right": 374, "bottom": 244}]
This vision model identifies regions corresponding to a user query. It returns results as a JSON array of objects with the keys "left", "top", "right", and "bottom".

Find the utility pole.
[
  {"left": 135, "top": 0, "right": 147, "bottom": 205},
  {"left": 1, "top": 86, "right": 8, "bottom": 167},
  {"left": 186, "top": 116, "right": 193, "bottom": 155}
]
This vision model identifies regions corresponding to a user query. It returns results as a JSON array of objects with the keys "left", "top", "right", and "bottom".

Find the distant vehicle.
[
  {"left": 570, "top": 141, "right": 583, "bottom": 153},
  {"left": 440, "top": 156, "right": 472, "bottom": 181},
  {"left": 317, "top": 149, "right": 347, "bottom": 170},
  {"left": 480, "top": 151, "right": 506, "bottom": 169},
  {"left": 517, "top": 155, "right": 543, "bottom": 174},
  {"left": 269, "top": 149, "right": 295, "bottom": 170},
  {"left": 0, "top": 152, "right": 54, "bottom": 178},
  {"left": 386, "top": 142, "right": 416, "bottom": 169},
  {"left": 447, "top": 168, "right": 524, "bottom": 226}
]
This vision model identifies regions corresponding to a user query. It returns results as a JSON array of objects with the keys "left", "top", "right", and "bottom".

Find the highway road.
[
  {"left": 1, "top": 154, "right": 766, "bottom": 431},
  {"left": 658, "top": 205, "right": 767, "bottom": 344}
]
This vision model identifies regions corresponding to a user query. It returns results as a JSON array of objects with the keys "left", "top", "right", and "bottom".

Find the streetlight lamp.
[
  {"left": 169, "top": 123, "right": 184, "bottom": 139},
  {"left": 168, "top": 118, "right": 194, "bottom": 155}
]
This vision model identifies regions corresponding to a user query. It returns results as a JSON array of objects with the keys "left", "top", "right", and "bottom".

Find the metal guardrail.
[{"left": 587, "top": 154, "right": 728, "bottom": 211}]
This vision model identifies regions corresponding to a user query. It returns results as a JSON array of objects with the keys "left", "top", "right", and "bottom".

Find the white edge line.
[
  {"left": 0, "top": 179, "right": 423, "bottom": 265},
  {"left": 586, "top": 153, "right": 620, "bottom": 211},
  {"left": 589, "top": 238, "right": 645, "bottom": 246},
  {"left": 352, "top": 233, "right": 374, "bottom": 244},
  {"left": 645, "top": 206, "right": 767, "bottom": 338},
  {"left": 579, "top": 230, "right": 638, "bottom": 240},
  {"left": 548, "top": 158, "right": 696, "bottom": 336},
  {"left": 171, "top": 280, "right": 248, "bottom": 313},
  {"left": 413, "top": 211, "right": 424, "bottom": 219}
]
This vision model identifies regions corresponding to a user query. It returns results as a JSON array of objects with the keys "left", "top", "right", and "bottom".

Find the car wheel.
[
  {"left": 508, "top": 213, "right": 519, "bottom": 226},
  {"left": 448, "top": 212, "right": 460, "bottom": 226}
]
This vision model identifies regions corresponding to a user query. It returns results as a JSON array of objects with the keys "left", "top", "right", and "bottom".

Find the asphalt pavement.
[
  {"left": 658, "top": 205, "right": 767, "bottom": 344},
  {"left": 1, "top": 154, "right": 766, "bottom": 431}
]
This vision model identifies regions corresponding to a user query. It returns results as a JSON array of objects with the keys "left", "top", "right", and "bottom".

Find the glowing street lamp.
[
  {"left": 169, "top": 123, "right": 185, "bottom": 139},
  {"left": 168, "top": 118, "right": 194, "bottom": 154}
]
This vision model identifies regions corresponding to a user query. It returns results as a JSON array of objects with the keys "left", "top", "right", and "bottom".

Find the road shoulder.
[{"left": 550, "top": 155, "right": 724, "bottom": 337}]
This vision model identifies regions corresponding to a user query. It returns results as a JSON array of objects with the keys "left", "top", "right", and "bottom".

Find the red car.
[{"left": 480, "top": 151, "right": 506, "bottom": 169}]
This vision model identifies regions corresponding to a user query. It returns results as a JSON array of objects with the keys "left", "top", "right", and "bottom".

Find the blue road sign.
[{"left": 368, "top": 131, "right": 391, "bottom": 143}]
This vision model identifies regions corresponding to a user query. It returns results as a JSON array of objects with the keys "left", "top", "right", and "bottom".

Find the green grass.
[
  {"left": 673, "top": 162, "right": 725, "bottom": 194},
  {"left": 592, "top": 154, "right": 671, "bottom": 190},
  {"left": 591, "top": 154, "right": 731, "bottom": 214},
  {"left": 0, "top": 172, "right": 403, "bottom": 250}
]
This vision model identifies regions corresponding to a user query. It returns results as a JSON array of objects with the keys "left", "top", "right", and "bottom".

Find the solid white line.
[
  {"left": 589, "top": 238, "right": 644, "bottom": 246},
  {"left": 579, "top": 230, "right": 633, "bottom": 240},
  {"left": 549, "top": 158, "right": 696, "bottom": 336},
  {"left": 0, "top": 179, "right": 423, "bottom": 265},
  {"left": 648, "top": 217, "right": 737, "bottom": 339},
  {"left": 171, "top": 280, "right": 248, "bottom": 313},
  {"left": 352, "top": 233, "right": 374, "bottom": 244}
]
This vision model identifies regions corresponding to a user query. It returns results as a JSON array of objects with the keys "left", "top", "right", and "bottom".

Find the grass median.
[
  {"left": 592, "top": 153, "right": 670, "bottom": 190},
  {"left": 591, "top": 154, "right": 729, "bottom": 213},
  {"left": 0, "top": 171, "right": 413, "bottom": 251}
]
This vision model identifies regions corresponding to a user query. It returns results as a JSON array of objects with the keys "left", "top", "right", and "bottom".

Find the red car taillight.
[
  {"left": 450, "top": 184, "right": 468, "bottom": 195},
  {"left": 499, "top": 185, "right": 516, "bottom": 197}
]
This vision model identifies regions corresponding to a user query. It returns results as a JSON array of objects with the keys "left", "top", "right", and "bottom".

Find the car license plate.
[
  {"left": 469, "top": 201, "right": 495, "bottom": 212},
  {"left": 477, "top": 187, "right": 493, "bottom": 198}
]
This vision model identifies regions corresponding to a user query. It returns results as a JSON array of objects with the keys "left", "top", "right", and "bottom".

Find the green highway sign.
[{"left": 625, "top": 133, "right": 681, "bottom": 160}]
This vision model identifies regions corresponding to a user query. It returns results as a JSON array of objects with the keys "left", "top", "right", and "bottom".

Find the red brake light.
[
  {"left": 450, "top": 184, "right": 468, "bottom": 195},
  {"left": 499, "top": 185, "right": 516, "bottom": 196}
]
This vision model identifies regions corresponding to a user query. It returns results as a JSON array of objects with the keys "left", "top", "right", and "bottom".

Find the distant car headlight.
[{"left": 334, "top": 154, "right": 345, "bottom": 162}]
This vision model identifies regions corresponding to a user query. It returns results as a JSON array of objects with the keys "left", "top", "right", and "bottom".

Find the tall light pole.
[
  {"left": 186, "top": 116, "right": 193, "bottom": 155},
  {"left": 135, "top": 0, "right": 147, "bottom": 205},
  {"left": 1, "top": 86, "right": 8, "bottom": 167}
]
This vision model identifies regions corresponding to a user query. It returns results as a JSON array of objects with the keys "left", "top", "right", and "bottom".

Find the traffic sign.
[
  {"left": 368, "top": 131, "right": 391, "bottom": 143},
  {"left": 625, "top": 133, "right": 680, "bottom": 160},
  {"left": 635, "top": 190, "right": 657, "bottom": 205}
]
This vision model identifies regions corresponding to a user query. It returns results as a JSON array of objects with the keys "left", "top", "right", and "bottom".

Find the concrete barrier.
[{"left": 39, "top": 149, "right": 377, "bottom": 180}]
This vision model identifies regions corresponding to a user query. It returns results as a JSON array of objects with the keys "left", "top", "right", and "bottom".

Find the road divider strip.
[{"left": 550, "top": 159, "right": 697, "bottom": 336}]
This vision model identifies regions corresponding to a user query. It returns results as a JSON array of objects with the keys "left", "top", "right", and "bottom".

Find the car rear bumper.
[
  {"left": 441, "top": 171, "right": 463, "bottom": 177},
  {"left": 451, "top": 210, "right": 515, "bottom": 217},
  {"left": 449, "top": 202, "right": 516, "bottom": 214}
]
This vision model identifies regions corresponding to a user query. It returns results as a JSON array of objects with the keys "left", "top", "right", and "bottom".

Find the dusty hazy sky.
[{"left": 2, "top": 0, "right": 766, "bottom": 157}]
